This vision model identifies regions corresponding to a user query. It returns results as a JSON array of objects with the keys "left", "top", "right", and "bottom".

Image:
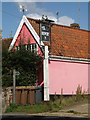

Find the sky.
[{"left": 1, "top": 1, "right": 89, "bottom": 38}]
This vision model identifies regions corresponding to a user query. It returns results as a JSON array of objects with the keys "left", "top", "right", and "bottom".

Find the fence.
[
  {"left": 2, "top": 86, "right": 43, "bottom": 112},
  {"left": 13, "top": 86, "right": 43, "bottom": 105}
]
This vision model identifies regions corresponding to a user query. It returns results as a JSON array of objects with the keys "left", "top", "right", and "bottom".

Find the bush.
[
  {"left": 60, "top": 88, "right": 63, "bottom": 104},
  {"left": 2, "top": 48, "right": 42, "bottom": 87},
  {"left": 5, "top": 103, "right": 18, "bottom": 113},
  {"left": 76, "top": 84, "right": 82, "bottom": 101}
]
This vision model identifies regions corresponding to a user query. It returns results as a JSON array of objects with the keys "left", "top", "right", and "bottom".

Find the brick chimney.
[{"left": 70, "top": 23, "right": 80, "bottom": 29}]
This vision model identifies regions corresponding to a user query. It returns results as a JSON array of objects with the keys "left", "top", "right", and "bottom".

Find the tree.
[{"left": 2, "top": 47, "right": 43, "bottom": 87}]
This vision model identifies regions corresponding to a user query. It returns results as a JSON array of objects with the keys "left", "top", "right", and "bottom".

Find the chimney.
[{"left": 70, "top": 23, "right": 80, "bottom": 29}]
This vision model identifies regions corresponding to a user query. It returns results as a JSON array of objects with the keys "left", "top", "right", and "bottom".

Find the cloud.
[
  {"left": 17, "top": 2, "right": 54, "bottom": 17},
  {"left": 57, "top": 16, "right": 74, "bottom": 26},
  {"left": 27, "top": 13, "right": 42, "bottom": 20},
  {"left": 18, "top": 2, "right": 74, "bottom": 26},
  {"left": 27, "top": 13, "right": 74, "bottom": 26},
  {"left": 2, "top": 1, "right": 75, "bottom": 26}
]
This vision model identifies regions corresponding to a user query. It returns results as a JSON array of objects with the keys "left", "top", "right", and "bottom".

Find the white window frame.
[{"left": 15, "top": 43, "right": 38, "bottom": 54}]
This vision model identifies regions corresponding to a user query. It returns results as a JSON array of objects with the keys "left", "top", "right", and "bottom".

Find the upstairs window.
[
  {"left": 16, "top": 45, "right": 26, "bottom": 51},
  {"left": 16, "top": 43, "right": 38, "bottom": 54},
  {"left": 27, "top": 43, "right": 37, "bottom": 53}
]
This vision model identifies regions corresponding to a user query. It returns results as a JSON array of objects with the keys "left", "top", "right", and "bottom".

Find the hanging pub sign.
[{"left": 40, "top": 23, "right": 50, "bottom": 42}]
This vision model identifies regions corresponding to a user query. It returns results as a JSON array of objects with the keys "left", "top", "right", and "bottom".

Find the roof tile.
[{"left": 27, "top": 17, "right": 89, "bottom": 59}]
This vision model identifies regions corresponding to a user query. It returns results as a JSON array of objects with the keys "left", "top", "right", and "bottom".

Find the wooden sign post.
[{"left": 13, "top": 69, "right": 16, "bottom": 103}]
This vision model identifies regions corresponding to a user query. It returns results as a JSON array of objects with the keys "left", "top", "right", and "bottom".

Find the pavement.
[{"left": 2, "top": 102, "right": 90, "bottom": 118}]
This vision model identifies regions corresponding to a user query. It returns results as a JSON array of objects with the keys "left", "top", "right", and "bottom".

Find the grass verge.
[
  {"left": 67, "top": 110, "right": 81, "bottom": 114},
  {"left": 5, "top": 95, "right": 88, "bottom": 114}
]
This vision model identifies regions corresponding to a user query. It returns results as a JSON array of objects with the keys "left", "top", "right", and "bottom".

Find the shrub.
[
  {"left": 60, "top": 88, "right": 63, "bottom": 104},
  {"left": 76, "top": 84, "right": 82, "bottom": 101},
  {"left": 2, "top": 48, "right": 42, "bottom": 87},
  {"left": 5, "top": 103, "right": 18, "bottom": 113},
  {"left": 54, "top": 92, "right": 58, "bottom": 101}
]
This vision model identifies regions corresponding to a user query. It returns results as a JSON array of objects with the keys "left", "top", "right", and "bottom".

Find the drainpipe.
[
  {"left": 43, "top": 46, "right": 50, "bottom": 101},
  {"left": 40, "top": 81, "right": 44, "bottom": 87}
]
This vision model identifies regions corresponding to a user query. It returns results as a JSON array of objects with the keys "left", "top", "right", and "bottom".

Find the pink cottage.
[{"left": 8, "top": 15, "right": 89, "bottom": 101}]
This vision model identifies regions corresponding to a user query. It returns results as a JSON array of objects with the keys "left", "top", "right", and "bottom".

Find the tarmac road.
[{"left": 1, "top": 115, "right": 90, "bottom": 120}]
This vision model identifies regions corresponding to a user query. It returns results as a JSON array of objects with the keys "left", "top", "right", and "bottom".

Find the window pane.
[
  {"left": 27, "top": 44, "right": 30, "bottom": 51},
  {"left": 32, "top": 44, "right": 35, "bottom": 49}
]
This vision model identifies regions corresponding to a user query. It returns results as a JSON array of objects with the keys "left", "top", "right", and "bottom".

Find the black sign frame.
[{"left": 40, "top": 23, "right": 50, "bottom": 42}]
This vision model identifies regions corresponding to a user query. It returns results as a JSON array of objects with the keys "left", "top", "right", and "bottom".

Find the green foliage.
[
  {"left": 60, "top": 88, "right": 63, "bottom": 104},
  {"left": 49, "top": 101, "right": 61, "bottom": 112},
  {"left": 76, "top": 84, "right": 82, "bottom": 101},
  {"left": 5, "top": 103, "right": 18, "bottom": 113},
  {"left": 5, "top": 95, "right": 88, "bottom": 114},
  {"left": 2, "top": 73, "right": 13, "bottom": 87},
  {"left": 67, "top": 110, "right": 81, "bottom": 114},
  {"left": 2, "top": 47, "right": 42, "bottom": 87},
  {"left": 6, "top": 103, "right": 51, "bottom": 113},
  {"left": 54, "top": 92, "right": 58, "bottom": 101}
]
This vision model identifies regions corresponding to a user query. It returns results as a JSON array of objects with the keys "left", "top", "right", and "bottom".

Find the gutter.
[{"left": 49, "top": 55, "right": 90, "bottom": 64}]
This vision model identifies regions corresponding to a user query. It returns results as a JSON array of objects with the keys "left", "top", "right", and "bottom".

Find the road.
[
  {"left": 1, "top": 102, "right": 90, "bottom": 120},
  {"left": 1, "top": 115, "right": 89, "bottom": 120}
]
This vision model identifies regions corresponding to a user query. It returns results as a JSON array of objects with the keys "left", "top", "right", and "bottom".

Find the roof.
[
  {"left": 27, "top": 17, "right": 89, "bottom": 59},
  {"left": 5, "top": 16, "right": 89, "bottom": 59}
]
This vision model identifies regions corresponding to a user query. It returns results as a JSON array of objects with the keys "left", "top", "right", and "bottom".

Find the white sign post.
[{"left": 43, "top": 46, "right": 50, "bottom": 101}]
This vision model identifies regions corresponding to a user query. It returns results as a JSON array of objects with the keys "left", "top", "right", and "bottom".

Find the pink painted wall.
[
  {"left": 49, "top": 60, "right": 88, "bottom": 95},
  {"left": 13, "top": 24, "right": 43, "bottom": 56}
]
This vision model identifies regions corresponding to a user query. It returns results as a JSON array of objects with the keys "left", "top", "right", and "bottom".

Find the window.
[
  {"left": 32, "top": 43, "right": 37, "bottom": 53},
  {"left": 16, "top": 45, "right": 26, "bottom": 51},
  {"left": 16, "top": 45, "right": 19, "bottom": 51},
  {"left": 27, "top": 43, "right": 37, "bottom": 53},
  {"left": 16, "top": 43, "right": 38, "bottom": 53}
]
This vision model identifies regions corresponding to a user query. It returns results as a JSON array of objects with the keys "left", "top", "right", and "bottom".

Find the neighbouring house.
[
  {"left": 3, "top": 15, "right": 90, "bottom": 101},
  {"left": 2, "top": 37, "right": 13, "bottom": 49}
]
